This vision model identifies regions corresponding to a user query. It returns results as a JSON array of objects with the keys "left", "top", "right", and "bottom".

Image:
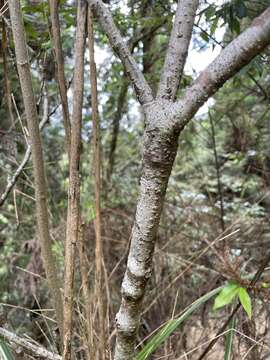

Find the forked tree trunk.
[
  {"left": 9, "top": 0, "right": 270, "bottom": 357},
  {"left": 86, "top": 1, "right": 270, "bottom": 358}
]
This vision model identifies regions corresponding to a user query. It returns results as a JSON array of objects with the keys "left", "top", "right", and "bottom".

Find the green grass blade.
[
  {"left": 224, "top": 316, "right": 236, "bottom": 360},
  {"left": 0, "top": 339, "right": 14, "bottom": 360},
  {"left": 136, "top": 286, "right": 223, "bottom": 360}
]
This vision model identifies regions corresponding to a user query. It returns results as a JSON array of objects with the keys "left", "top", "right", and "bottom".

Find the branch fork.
[{"left": 84, "top": 2, "right": 270, "bottom": 358}]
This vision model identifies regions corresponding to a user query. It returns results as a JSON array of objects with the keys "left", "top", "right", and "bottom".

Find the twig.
[
  {"left": 78, "top": 222, "right": 95, "bottom": 358},
  {"left": 1, "top": 13, "right": 15, "bottom": 125},
  {"left": 0, "top": 327, "right": 61, "bottom": 360},
  {"left": 209, "top": 110, "right": 225, "bottom": 232}
]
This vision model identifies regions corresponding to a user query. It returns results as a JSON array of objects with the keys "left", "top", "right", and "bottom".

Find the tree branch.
[
  {"left": 88, "top": 6, "right": 107, "bottom": 359},
  {"left": 48, "top": 0, "right": 71, "bottom": 155},
  {"left": 84, "top": 2, "right": 270, "bottom": 358},
  {"left": 1, "top": 12, "right": 15, "bottom": 126},
  {"left": 87, "top": 0, "right": 153, "bottom": 105},
  {"left": 171, "top": 6, "right": 270, "bottom": 129},
  {"left": 157, "top": 0, "right": 199, "bottom": 101},
  {"left": 0, "top": 327, "right": 61, "bottom": 360},
  {"left": 63, "top": 0, "right": 87, "bottom": 358}
]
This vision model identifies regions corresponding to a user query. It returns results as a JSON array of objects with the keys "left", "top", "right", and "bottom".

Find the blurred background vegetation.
[{"left": 1, "top": 0, "right": 270, "bottom": 358}]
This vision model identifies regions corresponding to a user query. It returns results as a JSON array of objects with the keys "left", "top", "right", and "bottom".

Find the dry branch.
[
  {"left": 88, "top": 6, "right": 107, "bottom": 359},
  {"left": 0, "top": 327, "right": 61, "bottom": 360},
  {"left": 63, "top": 0, "right": 87, "bottom": 358},
  {"left": 48, "top": 0, "right": 71, "bottom": 154}
]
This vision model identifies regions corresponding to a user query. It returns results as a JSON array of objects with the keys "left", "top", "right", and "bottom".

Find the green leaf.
[
  {"left": 0, "top": 339, "right": 14, "bottom": 360},
  {"left": 136, "top": 286, "right": 223, "bottom": 360},
  {"left": 234, "top": 19, "right": 240, "bottom": 34},
  {"left": 204, "top": 5, "right": 215, "bottom": 20},
  {"left": 261, "top": 282, "right": 270, "bottom": 289},
  {"left": 238, "top": 287, "right": 252, "bottom": 319},
  {"left": 224, "top": 317, "right": 236, "bottom": 360},
  {"left": 213, "top": 282, "right": 239, "bottom": 310},
  {"left": 210, "top": 16, "right": 219, "bottom": 35},
  {"left": 200, "top": 31, "right": 209, "bottom": 42}
]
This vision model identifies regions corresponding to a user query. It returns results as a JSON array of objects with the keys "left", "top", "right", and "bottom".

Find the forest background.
[{"left": 1, "top": 0, "right": 270, "bottom": 359}]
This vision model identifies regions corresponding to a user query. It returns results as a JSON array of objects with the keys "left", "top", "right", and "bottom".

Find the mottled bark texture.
[
  {"left": 173, "top": 7, "right": 270, "bottom": 131},
  {"left": 158, "top": 0, "right": 199, "bottom": 100},
  {"left": 115, "top": 103, "right": 179, "bottom": 358},
  {"left": 63, "top": 0, "right": 87, "bottom": 359},
  {"left": 8, "top": 0, "right": 64, "bottom": 335},
  {"left": 89, "top": 1, "right": 270, "bottom": 358}
]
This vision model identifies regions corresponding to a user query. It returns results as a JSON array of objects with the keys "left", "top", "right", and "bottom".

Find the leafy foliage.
[{"left": 213, "top": 282, "right": 252, "bottom": 319}]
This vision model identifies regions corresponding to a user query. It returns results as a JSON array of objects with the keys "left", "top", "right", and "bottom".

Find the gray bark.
[
  {"left": 114, "top": 103, "right": 179, "bottom": 358},
  {"left": 88, "top": 0, "right": 153, "bottom": 105},
  {"left": 116, "top": 6, "right": 270, "bottom": 359},
  {"left": 172, "top": 8, "right": 270, "bottom": 130},
  {"left": 86, "top": 2, "right": 270, "bottom": 358},
  {"left": 158, "top": 0, "right": 199, "bottom": 100}
]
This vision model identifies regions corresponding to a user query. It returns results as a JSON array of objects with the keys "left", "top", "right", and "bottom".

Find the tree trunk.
[
  {"left": 85, "top": 2, "right": 270, "bottom": 358},
  {"left": 8, "top": 0, "right": 64, "bottom": 336},
  {"left": 115, "top": 103, "right": 179, "bottom": 358}
]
